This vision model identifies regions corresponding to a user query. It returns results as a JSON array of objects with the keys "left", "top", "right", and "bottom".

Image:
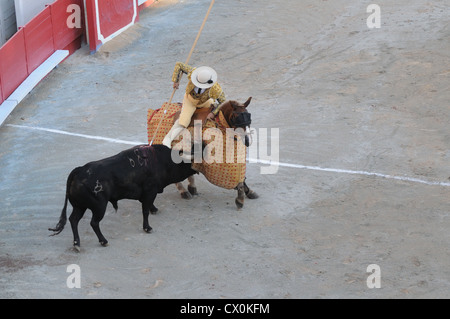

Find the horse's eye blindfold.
[{"left": 231, "top": 112, "right": 252, "bottom": 127}]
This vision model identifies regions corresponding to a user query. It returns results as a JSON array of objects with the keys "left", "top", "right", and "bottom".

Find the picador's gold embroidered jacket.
[{"left": 172, "top": 62, "right": 226, "bottom": 107}]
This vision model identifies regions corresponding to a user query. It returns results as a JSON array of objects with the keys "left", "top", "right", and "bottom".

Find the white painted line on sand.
[
  {"left": 252, "top": 159, "right": 450, "bottom": 187},
  {"left": 6, "top": 123, "right": 450, "bottom": 187},
  {"left": 6, "top": 124, "right": 142, "bottom": 146}
]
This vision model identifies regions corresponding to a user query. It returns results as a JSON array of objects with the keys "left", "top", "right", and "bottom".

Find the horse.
[{"left": 147, "top": 97, "right": 259, "bottom": 209}]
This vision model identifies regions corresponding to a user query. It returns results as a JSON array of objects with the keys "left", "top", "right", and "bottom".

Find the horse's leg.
[
  {"left": 176, "top": 182, "right": 193, "bottom": 200},
  {"left": 244, "top": 180, "right": 259, "bottom": 199},
  {"left": 187, "top": 175, "right": 198, "bottom": 196},
  {"left": 235, "top": 182, "right": 245, "bottom": 210}
]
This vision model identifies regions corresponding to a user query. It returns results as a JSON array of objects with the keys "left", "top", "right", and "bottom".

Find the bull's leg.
[
  {"left": 90, "top": 203, "right": 109, "bottom": 247},
  {"left": 141, "top": 192, "right": 157, "bottom": 233},
  {"left": 187, "top": 175, "right": 198, "bottom": 196},
  {"left": 69, "top": 207, "right": 87, "bottom": 252},
  {"left": 235, "top": 182, "right": 245, "bottom": 210},
  {"left": 150, "top": 203, "right": 158, "bottom": 215},
  {"left": 176, "top": 181, "right": 192, "bottom": 200},
  {"left": 244, "top": 181, "right": 259, "bottom": 199}
]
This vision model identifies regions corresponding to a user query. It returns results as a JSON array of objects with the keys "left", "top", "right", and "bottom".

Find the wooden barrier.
[
  {"left": 50, "top": 0, "right": 84, "bottom": 54},
  {"left": 0, "top": 28, "right": 28, "bottom": 100},
  {"left": 23, "top": 6, "right": 55, "bottom": 74},
  {"left": 0, "top": 73, "right": 3, "bottom": 105},
  {"left": 85, "top": 0, "right": 155, "bottom": 53},
  {"left": 0, "top": 0, "right": 154, "bottom": 110},
  {"left": 0, "top": 0, "right": 84, "bottom": 115}
]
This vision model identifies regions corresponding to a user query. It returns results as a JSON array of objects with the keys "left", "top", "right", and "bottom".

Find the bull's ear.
[{"left": 244, "top": 97, "right": 252, "bottom": 108}]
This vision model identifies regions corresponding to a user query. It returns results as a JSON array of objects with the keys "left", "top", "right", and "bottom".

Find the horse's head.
[
  {"left": 219, "top": 97, "right": 252, "bottom": 128},
  {"left": 219, "top": 97, "right": 252, "bottom": 146}
]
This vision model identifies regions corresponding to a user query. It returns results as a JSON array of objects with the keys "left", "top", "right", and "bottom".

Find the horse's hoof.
[
  {"left": 246, "top": 190, "right": 259, "bottom": 199},
  {"left": 181, "top": 191, "right": 193, "bottom": 200},
  {"left": 188, "top": 185, "right": 198, "bottom": 196},
  {"left": 235, "top": 199, "right": 244, "bottom": 210},
  {"left": 144, "top": 227, "right": 153, "bottom": 233},
  {"left": 150, "top": 208, "right": 159, "bottom": 215},
  {"left": 73, "top": 245, "right": 81, "bottom": 253}
]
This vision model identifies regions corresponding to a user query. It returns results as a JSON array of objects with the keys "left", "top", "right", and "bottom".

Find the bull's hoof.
[
  {"left": 181, "top": 191, "right": 193, "bottom": 200},
  {"left": 100, "top": 240, "right": 109, "bottom": 247},
  {"left": 73, "top": 243, "right": 81, "bottom": 253},
  {"left": 144, "top": 227, "right": 153, "bottom": 233},
  {"left": 188, "top": 185, "right": 198, "bottom": 196},
  {"left": 246, "top": 190, "right": 259, "bottom": 199}
]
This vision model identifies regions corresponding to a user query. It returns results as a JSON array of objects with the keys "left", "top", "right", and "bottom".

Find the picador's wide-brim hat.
[{"left": 191, "top": 66, "right": 218, "bottom": 89}]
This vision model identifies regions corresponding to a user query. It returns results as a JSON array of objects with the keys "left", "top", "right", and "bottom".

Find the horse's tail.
[{"left": 48, "top": 169, "right": 76, "bottom": 236}]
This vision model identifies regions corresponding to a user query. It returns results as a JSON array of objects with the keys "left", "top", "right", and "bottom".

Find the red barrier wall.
[
  {"left": 85, "top": 0, "right": 155, "bottom": 53},
  {"left": 0, "top": 0, "right": 84, "bottom": 106},
  {"left": 0, "top": 0, "right": 155, "bottom": 106},
  {"left": 51, "top": 0, "right": 84, "bottom": 54},
  {"left": 84, "top": 0, "right": 137, "bottom": 53},
  {"left": 84, "top": 0, "right": 99, "bottom": 52},
  {"left": 0, "top": 28, "right": 28, "bottom": 99},
  {"left": 0, "top": 74, "right": 3, "bottom": 104},
  {"left": 99, "top": 0, "right": 135, "bottom": 39},
  {"left": 23, "top": 6, "right": 55, "bottom": 74}
]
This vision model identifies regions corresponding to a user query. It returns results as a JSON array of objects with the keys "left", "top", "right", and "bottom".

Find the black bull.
[{"left": 49, "top": 144, "right": 196, "bottom": 250}]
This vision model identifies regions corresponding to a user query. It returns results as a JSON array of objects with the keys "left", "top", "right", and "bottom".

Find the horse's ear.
[{"left": 244, "top": 97, "right": 252, "bottom": 108}]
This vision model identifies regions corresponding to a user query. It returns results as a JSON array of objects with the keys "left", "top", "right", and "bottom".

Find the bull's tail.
[{"left": 48, "top": 169, "right": 76, "bottom": 236}]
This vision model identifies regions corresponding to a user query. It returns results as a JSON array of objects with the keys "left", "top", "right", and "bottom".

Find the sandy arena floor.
[{"left": 0, "top": 0, "right": 449, "bottom": 299}]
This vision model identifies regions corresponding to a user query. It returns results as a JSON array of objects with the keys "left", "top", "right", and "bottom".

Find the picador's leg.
[{"left": 235, "top": 182, "right": 245, "bottom": 210}]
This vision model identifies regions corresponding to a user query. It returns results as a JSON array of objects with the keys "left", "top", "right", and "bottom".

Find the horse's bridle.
[
  {"left": 230, "top": 111, "right": 252, "bottom": 128},
  {"left": 230, "top": 111, "right": 252, "bottom": 147}
]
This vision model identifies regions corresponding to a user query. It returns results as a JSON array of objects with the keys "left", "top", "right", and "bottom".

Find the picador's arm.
[
  {"left": 209, "top": 83, "right": 226, "bottom": 116},
  {"left": 172, "top": 62, "right": 194, "bottom": 83}
]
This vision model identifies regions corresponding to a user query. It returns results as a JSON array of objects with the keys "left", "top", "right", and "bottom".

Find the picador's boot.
[{"left": 163, "top": 120, "right": 186, "bottom": 149}]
